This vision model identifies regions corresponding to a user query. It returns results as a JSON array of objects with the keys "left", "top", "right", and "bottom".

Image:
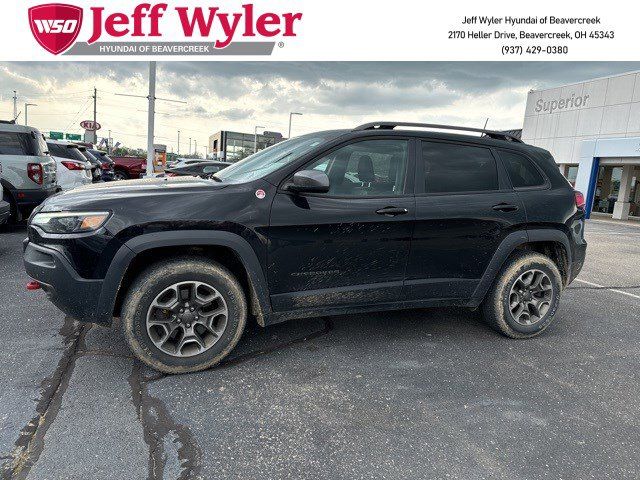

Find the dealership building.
[
  {"left": 209, "top": 130, "right": 284, "bottom": 162},
  {"left": 522, "top": 70, "right": 640, "bottom": 220}
]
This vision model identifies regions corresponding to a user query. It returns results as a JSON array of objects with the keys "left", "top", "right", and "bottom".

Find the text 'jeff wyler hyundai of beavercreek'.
[{"left": 23, "top": 123, "right": 587, "bottom": 374}]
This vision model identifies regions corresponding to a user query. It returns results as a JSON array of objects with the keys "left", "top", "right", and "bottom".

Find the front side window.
[
  {"left": 499, "top": 149, "right": 546, "bottom": 188},
  {"left": 303, "top": 139, "right": 408, "bottom": 197},
  {"left": 215, "top": 132, "right": 343, "bottom": 184},
  {"left": 422, "top": 141, "right": 498, "bottom": 193}
]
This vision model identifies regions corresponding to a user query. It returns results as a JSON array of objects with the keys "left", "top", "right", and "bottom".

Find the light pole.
[
  {"left": 145, "top": 62, "right": 156, "bottom": 178},
  {"left": 254, "top": 125, "right": 265, "bottom": 153},
  {"left": 177, "top": 130, "right": 180, "bottom": 155},
  {"left": 288, "top": 112, "right": 302, "bottom": 138},
  {"left": 189, "top": 137, "right": 192, "bottom": 155},
  {"left": 24, "top": 103, "right": 37, "bottom": 125}
]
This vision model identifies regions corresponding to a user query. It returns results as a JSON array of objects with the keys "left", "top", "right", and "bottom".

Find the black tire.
[
  {"left": 2, "top": 193, "right": 19, "bottom": 224},
  {"left": 482, "top": 251, "right": 562, "bottom": 339},
  {"left": 122, "top": 257, "right": 247, "bottom": 374},
  {"left": 113, "top": 170, "right": 129, "bottom": 181}
]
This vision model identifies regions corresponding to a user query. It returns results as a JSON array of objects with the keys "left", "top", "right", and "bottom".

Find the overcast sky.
[{"left": 1, "top": 62, "right": 639, "bottom": 153}]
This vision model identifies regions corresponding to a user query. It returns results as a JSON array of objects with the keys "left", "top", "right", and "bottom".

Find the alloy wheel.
[
  {"left": 146, "top": 281, "right": 228, "bottom": 357},
  {"left": 508, "top": 269, "right": 553, "bottom": 326}
]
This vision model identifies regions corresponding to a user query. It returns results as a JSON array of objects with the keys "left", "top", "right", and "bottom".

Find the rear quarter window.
[
  {"left": 499, "top": 150, "right": 546, "bottom": 188},
  {"left": 0, "top": 132, "right": 40, "bottom": 156}
]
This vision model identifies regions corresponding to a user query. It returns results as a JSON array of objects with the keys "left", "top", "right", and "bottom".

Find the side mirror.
[{"left": 288, "top": 170, "right": 330, "bottom": 194}]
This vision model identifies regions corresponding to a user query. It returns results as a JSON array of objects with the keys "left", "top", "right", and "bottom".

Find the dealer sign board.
[{"left": 80, "top": 119, "right": 101, "bottom": 131}]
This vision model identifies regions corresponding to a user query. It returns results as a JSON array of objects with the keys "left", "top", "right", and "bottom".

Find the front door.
[
  {"left": 405, "top": 139, "right": 526, "bottom": 301},
  {"left": 267, "top": 138, "right": 415, "bottom": 312}
]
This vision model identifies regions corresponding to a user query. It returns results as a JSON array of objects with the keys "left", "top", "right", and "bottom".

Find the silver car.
[{"left": 0, "top": 121, "right": 57, "bottom": 223}]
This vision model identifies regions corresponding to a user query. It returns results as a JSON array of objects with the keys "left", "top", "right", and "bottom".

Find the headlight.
[{"left": 31, "top": 211, "right": 110, "bottom": 234}]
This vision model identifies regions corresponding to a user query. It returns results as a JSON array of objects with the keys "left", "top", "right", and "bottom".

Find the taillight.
[
  {"left": 574, "top": 190, "right": 586, "bottom": 210},
  {"left": 61, "top": 161, "right": 84, "bottom": 171},
  {"left": 100, "top": 162, "right": 111, "bottom": 170},
  {"left": 27, "top": 163, "right": 43, "bottom": 185}
]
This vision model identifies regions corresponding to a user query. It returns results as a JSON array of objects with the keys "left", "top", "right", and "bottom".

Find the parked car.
[
  {"left": 88, "top": 149, "right": 116, "bottom": 182},
  {"left": 167, "top": 158, "right": 206, "bottom": 170},
  {"left": 110, "top": 156, "right": 146, "bottom": 180},
  {"left": 0, "top": 161, "right": 9, "bottom": 225},
  {"left": 166, "top": 161, "right": 231, "bottom": 178},
  {"left": 0, "top": 121, "right": 57, "bottom": 222},
  {"left": 74, "top": 146, "right": 102, "bottom": 183},
  {"left": 24, "top": 122, "right": 587, "bottom": 374},
  {"left": 46, "top": 140, "right": 93, "bottom": 191}
]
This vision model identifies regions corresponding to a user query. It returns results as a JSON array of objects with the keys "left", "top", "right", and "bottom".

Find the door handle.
[
  {"left": 492, "top": 203, "right": 519, "bottom": 212},
  {"left": 376, "top": 206, "right": 408, "bottom": 217}
]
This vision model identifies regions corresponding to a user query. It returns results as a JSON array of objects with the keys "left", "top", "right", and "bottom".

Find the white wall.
[{"left": 522, "top": 71, "right": 640, "bottom": 165}]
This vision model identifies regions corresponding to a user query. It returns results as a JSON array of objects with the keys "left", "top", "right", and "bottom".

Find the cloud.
[{"left": 2, "top": 61, "right": 639, "bottom": 150}]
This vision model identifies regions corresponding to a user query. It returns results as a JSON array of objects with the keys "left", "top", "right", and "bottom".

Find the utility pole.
[
  {"left": 24, "top": 103, "right": 37, "bottom": 125},
  {"left": 146, "top": 62, "right": 156, "bottom": 177},
  {"left": 288, "top": 112, "right": 302, "bottom": 138},
  {"left": 12, "top": 91, "right": 17, "bottom": 120},
  {"left": 108, "top": 129, "right": 112, "bottom": 153},
  {"left": 194, "top": 139, "right": 197, "bottom": 156},
  {"left": 92, "top": 86, "right": 97, "bottom": 144},
  {"left": 254, "top": 125, "right": 265, "bottom": 153},
  {"left": 189, "top": 137, "right": 192, "bottom": 155},
  {"left": 177, "top": 130, "right": 180, "bottom": 155}
]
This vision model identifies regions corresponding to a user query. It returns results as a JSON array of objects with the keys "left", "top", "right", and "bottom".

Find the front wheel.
[
  {"left": 112, "top": 170, "right": 129, "bottom": 181},
  {"left": 482, "top": 252, "right": 562, "bottom": 338},
  {"left": 122, "top": 258, "right": 247, "bottom": 374}
]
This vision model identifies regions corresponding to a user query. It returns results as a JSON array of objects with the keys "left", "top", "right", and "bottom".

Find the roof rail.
[
  {"left": 0, "top": 119, "right": 16, "bottom": 125},
  {"left": 353, "top": 122, "right": 524, "bottom": 143}
]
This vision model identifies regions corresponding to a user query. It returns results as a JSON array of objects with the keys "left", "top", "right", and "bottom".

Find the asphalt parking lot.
[{"left": 1, "top": 219, "right": 639, "bottom": 480}]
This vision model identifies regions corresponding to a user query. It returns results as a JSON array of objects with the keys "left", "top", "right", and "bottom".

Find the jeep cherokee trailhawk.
[{"left": 24, "top": 122, "right": 587, "bottom": 373}]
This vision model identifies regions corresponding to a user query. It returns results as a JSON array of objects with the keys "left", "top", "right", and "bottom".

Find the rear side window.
[
  {"left": 499, "top": 150, "right": 545, "bottom": 188},
  {"left": 0, "top": 132, "right": 45, "bottom": 156},
  {"left": 48, "top": 143, "right": 88, "bottom": 162},
  {"left": 421, "top": 141, "right": 498, "bottom": 193}
]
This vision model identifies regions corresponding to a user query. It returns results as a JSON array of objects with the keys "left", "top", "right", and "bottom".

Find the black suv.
[{"left": 23, "top": 122, "right": 587, "bottom": 374}]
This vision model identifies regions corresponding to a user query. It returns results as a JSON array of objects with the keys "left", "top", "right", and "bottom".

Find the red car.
[{"left": 110, "top": 156, "right": 146, "bottom": 180}]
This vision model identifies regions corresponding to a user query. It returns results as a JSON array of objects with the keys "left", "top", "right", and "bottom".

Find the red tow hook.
[{"left": 26, "top": 280, "right": 41, "bottom": 291}]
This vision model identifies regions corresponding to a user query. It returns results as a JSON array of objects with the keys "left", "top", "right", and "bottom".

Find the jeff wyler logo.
[
  {"left": 28, "top": 3, "right": 303, "bottom": 55},
  {"left": 29, "top": 4, "right": 83, "bottom": 55}
]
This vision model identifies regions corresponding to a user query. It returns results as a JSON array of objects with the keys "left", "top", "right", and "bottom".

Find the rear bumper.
[
  {"left": 23, "top": 240, "right": 109, "bottom": 324},
  {"left": 568, "top": 241, "right": 587, "bottom": 284},
  {"left": 101, "top": 170, "right": 115, "bottom": 182},
  {"left": 0, "top": 200, "right": 9, "bottom": 224}
]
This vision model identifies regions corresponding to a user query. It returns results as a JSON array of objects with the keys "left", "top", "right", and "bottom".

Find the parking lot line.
[{"left": 574, "top": 279, "right": 640, "bottom": 300}]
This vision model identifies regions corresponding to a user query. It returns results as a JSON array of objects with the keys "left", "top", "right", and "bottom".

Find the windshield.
[{"left": 214, "top": 132, "right": 342, "bottom": 183}]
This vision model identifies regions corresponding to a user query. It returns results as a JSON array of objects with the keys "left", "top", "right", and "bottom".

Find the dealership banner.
[{"left": 0, "top": 0, "right": 636, "bottom": 61}]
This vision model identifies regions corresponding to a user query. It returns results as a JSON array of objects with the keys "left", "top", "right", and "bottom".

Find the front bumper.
[
  {"left": 0, "top": 200, "right": 10, "bottom": 224},
  {"left": 23, "top": 240, "right": 108, "bottom": 324}
]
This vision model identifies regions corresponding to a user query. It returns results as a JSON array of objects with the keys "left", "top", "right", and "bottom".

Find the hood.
[{"left": 39, "top": 175, "right": 227, "bottom": 212}]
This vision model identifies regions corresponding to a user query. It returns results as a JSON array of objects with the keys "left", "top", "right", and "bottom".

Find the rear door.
[
  {"left": 267, "top": 137, "right": 415, "bottom": 312},
  {"left": 405, "top": 139, "right": 526, "bottom": 301}
]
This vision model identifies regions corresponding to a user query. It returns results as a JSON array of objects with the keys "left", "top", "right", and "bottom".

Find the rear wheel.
[
  {"left": 122, "top": 257, "right": 247, "bottom": 374},
  {"left": 482, "top": 252, "right": 562, "bottom": 338}
]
